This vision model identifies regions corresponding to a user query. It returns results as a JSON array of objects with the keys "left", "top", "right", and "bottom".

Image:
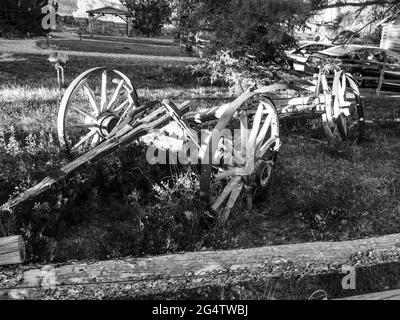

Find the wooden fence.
[
  {"left": 338, "top": 289, "right": 400, "bottom": 300},
  {"left": 323, "top": 61, "right": 400, "bottom": 97},
  {"left": 0, "top": 236, "right": 25, "bottom": 266},
  {"left": 2, "top": 233, "right": 400, "bottom": 299}
]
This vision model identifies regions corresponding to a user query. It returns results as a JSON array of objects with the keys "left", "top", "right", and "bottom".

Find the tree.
[
  {"left": 170, "top": 0, "right": 203, "bottom": 36},
  {"left": 171, "top": 0, "right": 400, "bottom": 90},
  {"left": 172, "top": 0, "right": 311, "bottom": 61},
  {"left": 311, "top": 0, "right": 400, "bottom": 10},
  {"left": 120, "top": 0, "right": 172, "bottom": 37},
  {"left": 0, "top": 0, "right": 53, "bottom": 37},
  {"left": 311, "top": 0, "right": 400, "bottom": 44},
  {"left": 172, "top": 0, "right": 400, "bottom": 59}
]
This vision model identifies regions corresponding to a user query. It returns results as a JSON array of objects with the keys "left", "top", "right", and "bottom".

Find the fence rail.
[
  {"left": 337, "top": 289, "right": 400, "bottom": 300},
  {"left": 2, "top": 233, "right": 400, "bottom": 299},
  {"left": 318, "top": 69, "right": 399, "bottom": 97}
]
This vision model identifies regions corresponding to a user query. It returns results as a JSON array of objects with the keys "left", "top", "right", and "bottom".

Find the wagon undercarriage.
[{"left": 0, "top": 66, "right": 365, "bottom": 221}]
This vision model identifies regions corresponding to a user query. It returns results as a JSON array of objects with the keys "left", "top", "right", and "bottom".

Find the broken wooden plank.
[
  {"left": 274, "top": 96, "right": 326, "bottom": 107},
  {"left": 337, "top": 289, "right": 400, "bottom": 300},
  {"left": 2, "top": 233, "right": 400, "bottom": 300},
  {"left": 0, "top": 236, "right": 25, "bottom": 266}
]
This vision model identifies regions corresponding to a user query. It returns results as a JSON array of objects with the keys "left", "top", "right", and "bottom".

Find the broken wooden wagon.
[{"left": 0, "top": 66, "right": 364, "bottom": 220}]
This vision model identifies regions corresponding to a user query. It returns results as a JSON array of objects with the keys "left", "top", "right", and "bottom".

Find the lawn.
[
  {"left": 36, "top": 38, "right": 187, "bottom": 57},
  {"left": 81, "top": 35, "right": 176, "bottom": 47},
  {"left": 1, "top": 52, "right": 400, "bottom": 299}
]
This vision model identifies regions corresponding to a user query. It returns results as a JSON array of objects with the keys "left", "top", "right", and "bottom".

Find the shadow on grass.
[
  {"left": 36, "top": 39, "right": 186, "bottom": 58},
  {"left": 0, "top": 53, "right": 198, "bottom": 90}
]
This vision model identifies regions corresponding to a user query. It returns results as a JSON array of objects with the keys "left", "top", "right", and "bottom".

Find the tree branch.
[{"left": 314, "top": 0, "right": 399, "bottom": 10}]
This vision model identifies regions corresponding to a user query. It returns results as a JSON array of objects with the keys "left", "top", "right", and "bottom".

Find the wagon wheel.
[
  {"left": 320, "top": 71, "right": 365, "bottom": 145},
  {"left": 200, "top": 93, "right": 280, "bottom": 223},
  {"left": 58, "top": 67, "right": 140, "bottom": 154}
]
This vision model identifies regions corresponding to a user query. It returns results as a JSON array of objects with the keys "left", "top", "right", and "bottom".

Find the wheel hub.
[
  {"left": 99, "top": 114, "right": 119, "bottom": 137},
  {"left": 84, "top": 113, "right": 120, "bottom": 138},
  {"left": 252, "top": 159, "right": 273, "bottom": 188}
]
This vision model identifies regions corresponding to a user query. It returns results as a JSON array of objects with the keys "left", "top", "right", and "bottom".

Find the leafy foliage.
[
  {"left": 0, "top": 0, "right": 54, "bottom": 37},
  {"left": 172, "top": 0, "right": 312, "bottom": 90},
  {"left": 173, "top": 0, "right": 310, "bottom": 61},
  {"left": 311, "top": 0, "right": 400, "bottom": 36},
  {"left": 120, "top": 0, "right": 172, "bottom": 36}
]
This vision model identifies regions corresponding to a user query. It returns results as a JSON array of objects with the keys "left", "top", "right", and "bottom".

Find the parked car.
[
  {"left": 305, "top": 44, "right": 400, "bottom": 90},
  {"left": 285, "top": 42, "right": 333, "bottom": 72}
]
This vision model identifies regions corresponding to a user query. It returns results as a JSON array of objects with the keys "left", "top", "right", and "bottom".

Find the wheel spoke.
[
  {"left": 71, "top": 106, "right": 97, "bottom": 121},
  {"left": 221, "top": 150, "right": 246, "bottom": 167},
  {"left": 72, "top": 129, "right": 97, "bottom": 151},
  {"left": 240, "top": 113, "right": 248, "bottom": 157},
  {"left": 340, "top": 74, "right": 346, "bottom": 105},
  {"left": 213, "top": 136, "right": 234, "bottom": 164},
  {"left": 74, "top": 78, "right": 88, "bottom": 93},
  {"left": 83, "top": 83, "right": 99, "bottom": 115},
  {"left": 113, "top": 100, "right": 130, "bottom": 113},
  {"left": 215, "top": 167, "right": 250, "bottom": 181},
  {"left": 100, "top": 70, "right": 108, "bottom": 113},
  {"left": 110, "top": 103, "right": 133, "bottom": 135},
  {"left": 256, "top": 111, "right": 273, "bottom": 150},
  {"left": 258, "top": 136, "right": 279, "bottom": 158},
  {"left": 247, "top": 103, "right": 264, "bottom": 158},
  {"left": 107, "top": 80, "right": 125, "bottom": 111},
  {"left": 69, "top": 123, "right": 97, "bottom": 129},
  {"left": 224, "top": 180, "right": 245, "bottom": 216},
  {"left": 211, "top": 176, "right": 242, "bottom": 212}
]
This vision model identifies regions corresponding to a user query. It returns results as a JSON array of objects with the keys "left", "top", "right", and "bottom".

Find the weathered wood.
[
  {"left": 0, "top": 101, "right": 191, "bottom": 213},
  {"left": 337, "top": 289, "right": 400, "bottom": 300},
  {"left": 2, "top": 233, "right": 400, "bottom": 300},
  {"left": 376, "top": 66, "right": 385, "bottom": 97},
  {"left": 274, "top": 96, "right": 326, "bottom": 107},
  {"left": 0, "top": 236, "right": 25, "bottom": 266},
  {"left": 184, "top": 92, "right": 324, "bottom": 124},
  {"left": 200, "top": 85, "right": 285, "bottom": 204}
]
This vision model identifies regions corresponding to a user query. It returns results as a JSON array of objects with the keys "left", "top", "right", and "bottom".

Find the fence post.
[
  {"left": 0, "top": 235, "right": 25, "bottom": 266},
  {"left": 376, "top": 65, "right": 385, "bottom": 97}
]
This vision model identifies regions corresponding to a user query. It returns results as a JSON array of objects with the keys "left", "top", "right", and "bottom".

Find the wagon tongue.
[{"left": 0, "top": 100, "right": 192, "bottom": 214}]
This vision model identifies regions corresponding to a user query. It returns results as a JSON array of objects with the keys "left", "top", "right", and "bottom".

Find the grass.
[
  {"left": 37, "top": 39, "right": 187, "bottom": 57},
  {"left": 80, "top": 35, "right": 175, "bottom": 47},
  {"left": 0, "top": 52, "right": 400, "bottom": 299}
]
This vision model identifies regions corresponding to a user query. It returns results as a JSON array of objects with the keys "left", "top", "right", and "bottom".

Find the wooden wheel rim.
[
  {"left": 57, "top": 67, "right": 139, "bottom": 153},
  {"left": 200, "top": 92, "right": 280, "bottom": 216},
  {"left": 322, "top": 71, "right": 365, "bottom": 143}
]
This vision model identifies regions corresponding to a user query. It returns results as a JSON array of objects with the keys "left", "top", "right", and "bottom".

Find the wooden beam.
[
  {"left": 115, "top": 13, "right": 127, "bottom": 23},
  {"left": 0, "top": 102, "right": 191, "bottom": 214},
  {"left": 0, "top": 236, "right": 25, "bottom": 266},
  {"left": 1, "top": 233, "right": 400, "bottom": 300},
  {"left": 337, "top": 289, "right": 400, "bottom": 300}
]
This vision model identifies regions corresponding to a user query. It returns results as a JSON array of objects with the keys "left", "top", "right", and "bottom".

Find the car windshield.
[{"left": 321, "top": 45, "right": 366, "bottom": 57}]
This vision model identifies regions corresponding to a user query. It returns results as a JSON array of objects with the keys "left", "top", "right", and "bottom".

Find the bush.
[{"left": 0, "top": 24, "right": 24, "bottom": 38}]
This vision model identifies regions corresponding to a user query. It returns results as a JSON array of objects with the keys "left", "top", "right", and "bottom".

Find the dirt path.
[{"left": 0, "top": 38, "right": 196, "bottom": 64}]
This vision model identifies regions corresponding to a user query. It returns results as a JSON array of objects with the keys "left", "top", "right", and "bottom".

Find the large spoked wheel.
[
  {"left": 321, "top": 71, "right": 365, "bottom": 144},
  {"left": 58, "top": 67, "right": 139, "bottom": 154},
  {"left": 200, "top": 94, "right": 281, "bottom": 222}
]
